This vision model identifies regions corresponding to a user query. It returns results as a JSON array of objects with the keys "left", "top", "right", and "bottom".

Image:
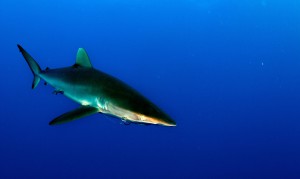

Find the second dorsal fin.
[{"left": 75, "top": 48, "right": 92, "bottom": 68}]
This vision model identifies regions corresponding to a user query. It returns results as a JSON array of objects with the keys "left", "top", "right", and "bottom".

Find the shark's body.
[{"left": 18, "top": 45, "right": 176, "bottom": 126}]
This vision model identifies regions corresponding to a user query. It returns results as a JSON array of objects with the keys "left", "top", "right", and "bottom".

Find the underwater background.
[{"left": 1, "top": 0, "right": 300, "bottom": 178}]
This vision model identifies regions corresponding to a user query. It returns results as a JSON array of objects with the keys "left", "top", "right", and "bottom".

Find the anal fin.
[{"left": 49, "top": 106, "right": 98, "bottom": 125}]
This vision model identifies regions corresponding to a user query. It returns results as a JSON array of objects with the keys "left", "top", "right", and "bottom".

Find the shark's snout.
[{"left": 158, "top": 116, "right": 176, "bottom": 127}]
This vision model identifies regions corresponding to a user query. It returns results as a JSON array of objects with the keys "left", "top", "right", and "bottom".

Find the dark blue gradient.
[{"left": 0, "top": 0, "right": 300, "bottom": 178}]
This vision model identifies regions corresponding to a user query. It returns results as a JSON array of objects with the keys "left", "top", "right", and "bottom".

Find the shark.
[{"left": 17, "top": 45, "right": 176, "bottom": 127}]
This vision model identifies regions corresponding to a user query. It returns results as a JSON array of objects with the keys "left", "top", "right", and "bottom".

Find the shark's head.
[
  {"left": 106, "top": 101, "right": 176, "bottom": 127},
  {"left": 144, "top": 114, "right": 176, "bottom": 127},
  {"left": 138, "top": 106, "right": 176, "bottom": 127},
  {"left": 137, "top": 111, "right": 176, "bottom": 126}
]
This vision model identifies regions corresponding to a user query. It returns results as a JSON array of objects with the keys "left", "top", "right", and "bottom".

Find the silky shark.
[{"left": 17, "top": 45, "right": 176, "bottom": 127}]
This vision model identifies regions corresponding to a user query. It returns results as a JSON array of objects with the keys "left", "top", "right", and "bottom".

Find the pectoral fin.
[{"left": 49, "top": 106, "right": 98, "bottom": 125}]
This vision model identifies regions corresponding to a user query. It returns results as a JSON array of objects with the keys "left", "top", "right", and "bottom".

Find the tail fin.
[{"left": 17, "top": 44, "right": 42, "bottom": 89}]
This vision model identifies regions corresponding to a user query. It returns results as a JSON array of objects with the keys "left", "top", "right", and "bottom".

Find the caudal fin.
[{"left": 17, "top": 44, "right": 41, "bottom": 89}]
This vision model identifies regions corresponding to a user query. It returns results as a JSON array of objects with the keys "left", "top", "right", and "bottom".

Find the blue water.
[{"left": 1, "top": 0, "right": 300, "bottom": 178}]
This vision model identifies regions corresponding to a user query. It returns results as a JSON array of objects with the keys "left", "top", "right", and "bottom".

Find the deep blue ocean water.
[{"left": 1, "top": 0, "right": 300, "bottom": 178}]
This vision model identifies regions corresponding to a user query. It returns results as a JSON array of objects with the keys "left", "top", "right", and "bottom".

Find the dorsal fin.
[{"left": 75, "top": 48, "right": 92, "bottom": 68}]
